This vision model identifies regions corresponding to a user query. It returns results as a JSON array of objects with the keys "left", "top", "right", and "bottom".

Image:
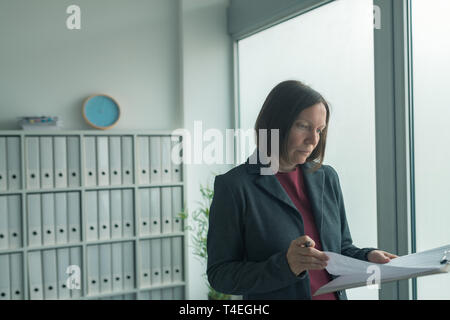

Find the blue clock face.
[{"left": 84, "top": 95, "right": 120, "bottom": 128}]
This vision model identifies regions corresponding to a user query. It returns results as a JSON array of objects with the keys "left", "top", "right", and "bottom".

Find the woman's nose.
[{"left": 306, "top": 130, "right": 320, "bottom": 146}]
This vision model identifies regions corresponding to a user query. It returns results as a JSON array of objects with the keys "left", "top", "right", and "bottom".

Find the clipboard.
[{"left": 314, "top": 244, "right": 450, "bottom": 296}]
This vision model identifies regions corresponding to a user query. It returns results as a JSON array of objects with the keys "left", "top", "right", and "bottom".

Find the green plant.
[{"left": 179, "top": 184, "right": 231, "bottom": 300}]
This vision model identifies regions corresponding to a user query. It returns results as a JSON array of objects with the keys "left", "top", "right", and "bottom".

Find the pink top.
[{"left": 276, "top": 166, "right": 337, "bottom": 300}]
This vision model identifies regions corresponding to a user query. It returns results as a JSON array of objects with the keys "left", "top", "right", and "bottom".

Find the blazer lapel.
[
  {"left": 253, "top": 174, "right": 299, "bottom": 213},
  {"left": 301, "top": 163, "right": 325, "bottom": 249}
]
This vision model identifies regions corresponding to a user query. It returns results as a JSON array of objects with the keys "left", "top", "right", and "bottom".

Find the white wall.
[
  {"left": 179, "top": 0, "right": 233, "bottom": 299},
  {"left": 0, "top": 0, "right": 181, "bottom": 130}
]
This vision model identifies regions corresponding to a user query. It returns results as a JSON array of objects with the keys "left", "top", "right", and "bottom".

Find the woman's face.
[{"left": 282, "top": 102, "right": 327, "bottom": 167}]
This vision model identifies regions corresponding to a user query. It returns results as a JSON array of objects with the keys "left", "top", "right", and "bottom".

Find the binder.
[
  {"left": 172, "top": 187, "right": 183, "bottom": 233},
  {"left": 53, "top": 137, "right": 68, "bottom": 188},
  {"left": 161, "top": 136, "right": 172, "bottom": 183},
  {"left": 172, "top": 237, "right": 183, "bottom": 283},
  {"left": 161, "top": 187, "right": 172, "bottom": 234},
  {"left": 150, "top": 238, "right": 162, "bottom": 286},
  {"left": 28, "top": 250, "right": 44, "bottom": 300},
  {"left": 67, "top": 136, "right": 80, "bottom": 187},
  {"left": 55, "top": 193, "right": 68, "bottom": 245},
  {"left": 0, "top": 196, "right": 7, "bottom": 250},
  {"left": 140, "top": 240, "right": 151, "bottom": 288},
  {"left": 42, "top": 249, "right": 58, "bottom": 299},
  {"left": 6, "top": 137, "right": 21, "bottom": 190},
  {"left": 41, "top": 193, "right": 56, "bottom": 246},
  {"left": 110, "top": 190, "right": 122, "bottom": 239},
  {"left": 85, "top": 191, "right": 98, "bottom": 241},
  {"left": 149, "top": 188, "right": 161, "bottom": 235},
  {"left": 69, "top": 247, "right": 82, "bottom": 299},
  {"left": 161, "top": 238, "right": 172, "bottom": 284},
  {"left": 8, "top": 195, "right": 21, "bottom": 249},
  {"left": 9, "top": 253, "right": 23, "bottom": 300},
  {"left": 122, "top": 242, "right": 135, "bottom": 290},
  {"left": 84, "top": 136, "right": 97, "bottom": 186},
  {"left": 138, "top": 136, "right": 150, "bottom": 184},
  {"left": 111, "top": 242, "right": 123, "bottom": 292},
  {"left": 0, "top": 137, "right": 7, "bottom": 191},
  {"left": 87, "top": 245, "right": 100, "bottom": 296},
  {"left": 25, "top": 137, "right": 40, "bottom": 190},
  {"left": 67, "top": 192, "right": 81, "bottom": 243},
  {"left": 57, "top": 248, "right": 71, "bottom": 300},
  {"left": 121, "top": 136, "right": 133, "bottom": 185},
  {"left": 98, "top": 190, "right": 110, "bottom": 240},
  {"left": 27, "top": 194, "right": 42, "bottom": 247},
  {"left": 99, "top": 244, "right": 112, "bottom": 294},
  {"left": 97, "top": 136, "right": 110, "bottom": 186},
  {"left": 39, "top": 137, "right": 54, "bottom": 189},
  {"left": 122, "top": 189, "right": 134, "bottom": 238},
  {"left": 109, "top": 137, "right": 122, "bottom": 186},
  {"left": 139, "top": 188, "right": 150, "bottom": 236},
  {"left": 0, "top": 254, "right": 10, "bottom": 300},
  {"left": 171, "top": 135, "right": 182, "bottom": 182},
  {"left": 149, "top": 136, "right": 161, "bottom": 184}
]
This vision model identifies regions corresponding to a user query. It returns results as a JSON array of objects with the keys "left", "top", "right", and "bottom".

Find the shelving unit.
[{"left": 0, "top": 130, "right": 186, "bottom": 300}]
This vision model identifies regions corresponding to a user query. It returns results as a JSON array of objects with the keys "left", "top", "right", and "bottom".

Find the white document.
[
  {"left": 67, "top": 136, "right": 80, "bottom": 187},
  {"left": 171, "top": 135, "right": 182, "bottom": 182},
  {"left": 151, "top": 238, "right": 162, "bottom": 286},
  {"left": 7, "top": 137, "right": 21, "bottom": 190},
  {"left": 315, "top": 244, "right": 450, "bottom": 296},
  {"left": 69, "top": 247, "right": 82, "bottom": 299},
  {"left": 172, "top": 237, "right": 183, "bottom": 282},
  {"left": 26, "top": 137, "right": 40, "bottom": 190},
  {"left": 162, "top": 238, "right": 172, "bottom": 284},
  {"left": 98, "top": 190, "right": 110, "bottom": 240},
  {"left": 53, "top": 136, "right": 68, "bottom": 188},
  {"left": 172, "top": 187, "right": 183, "bottom": 233},
  {"left": 0, "top": 137, "right": 7, "bottom": 191},
  {"left": 150, "top": 187, "right": 161, "bottom": 235}
]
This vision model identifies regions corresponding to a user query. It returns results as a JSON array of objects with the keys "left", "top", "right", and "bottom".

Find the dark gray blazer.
[{"left": 206, "top": 159, "right": 377, "bottom": 300}]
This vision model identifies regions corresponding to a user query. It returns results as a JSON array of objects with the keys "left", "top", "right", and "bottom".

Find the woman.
[{"left": 206, "top": 80, "right": 398, "bottom": 300}]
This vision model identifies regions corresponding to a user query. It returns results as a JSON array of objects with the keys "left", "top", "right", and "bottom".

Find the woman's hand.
[
  {"left": 286, "top": 235, "right": 329, "bottom": 276},
  {"left": 367, "top": 250, "right": 399, "bottom": 263}
]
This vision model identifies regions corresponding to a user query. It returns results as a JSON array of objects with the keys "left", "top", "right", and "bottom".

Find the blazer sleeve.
[
  {"left": 328, "top": 166, "right": 378, "bottom": 261},
  {"left": 206, "top": 175, "right": 306, "bottom": 295}
]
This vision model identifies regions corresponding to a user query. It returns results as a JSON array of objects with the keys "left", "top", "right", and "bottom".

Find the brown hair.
[{"left": 254, "top": 80, "right": 330, "bottom": 172}]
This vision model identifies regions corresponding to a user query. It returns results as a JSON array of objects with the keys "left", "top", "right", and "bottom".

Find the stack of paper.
[{"left": 314, "top": 244, "right": 450, "bottom": 296}]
